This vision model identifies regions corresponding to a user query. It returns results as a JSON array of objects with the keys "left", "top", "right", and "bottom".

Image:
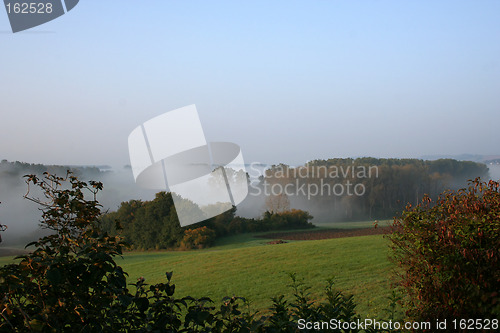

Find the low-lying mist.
[
  {"left": 0, "top": 162, "right": 157, "bottom": 247},
  {"left": 1, "top": 159, "right": 498, "bottom": 248}
]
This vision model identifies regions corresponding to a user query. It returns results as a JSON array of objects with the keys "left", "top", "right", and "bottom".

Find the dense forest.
[
  {"left": 100, "top": 192, "right": 314, "bottom": 250},
  {"left": 252, "top": 158, "right": 489, "bottom": 221}
]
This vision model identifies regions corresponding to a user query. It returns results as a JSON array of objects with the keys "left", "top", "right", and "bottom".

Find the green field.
[
  {"left": 0, "top": 221, "right": 395, "bottom": 319},
  {"left": 119, "top": 232, "right": 393, "bottom": 318}
]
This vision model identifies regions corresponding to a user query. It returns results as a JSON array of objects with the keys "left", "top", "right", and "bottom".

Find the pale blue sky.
[{"left": 1, "top": 0, "right": 499, "bottom": 166}]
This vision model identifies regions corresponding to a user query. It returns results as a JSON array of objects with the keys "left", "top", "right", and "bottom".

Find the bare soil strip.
[
  {"left": 0, "top": 248, "right": 30, "bottom": 257},
  {"left": 257, "top": 226, "right": 390, "bottom": 241}
]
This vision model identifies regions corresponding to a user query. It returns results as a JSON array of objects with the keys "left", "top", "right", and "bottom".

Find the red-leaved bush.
[{"left": 389, "top": 178, "right": 500, "bottom": 322}]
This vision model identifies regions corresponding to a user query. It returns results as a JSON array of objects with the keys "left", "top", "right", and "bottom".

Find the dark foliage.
[{"left": 100, "top": 195, "right": 314, "bottom": 250}]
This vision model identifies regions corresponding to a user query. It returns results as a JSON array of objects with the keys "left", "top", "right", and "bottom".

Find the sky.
[{"left": 1, "top": 0, "right": 499, "bottom": 167}]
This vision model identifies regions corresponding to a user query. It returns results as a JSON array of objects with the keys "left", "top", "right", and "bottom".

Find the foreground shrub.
[{"left": 388, "top": 178, "right": 500, "bottom": 322}]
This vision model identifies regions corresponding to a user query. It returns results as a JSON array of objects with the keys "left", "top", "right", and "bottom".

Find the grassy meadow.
[{"left": 0, "top": 220, "right": 395, "bottom": 319}]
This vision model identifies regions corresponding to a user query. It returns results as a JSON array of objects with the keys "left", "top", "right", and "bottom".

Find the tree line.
[
  {"left": 100, "top": 192, "right": 314, "bottom": 250},
  {"left": 254, "top": 158, "right": 489, "bottom": 221},
  {"left": 0, "top": 158, "right": 490, "bottom": 247}
]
